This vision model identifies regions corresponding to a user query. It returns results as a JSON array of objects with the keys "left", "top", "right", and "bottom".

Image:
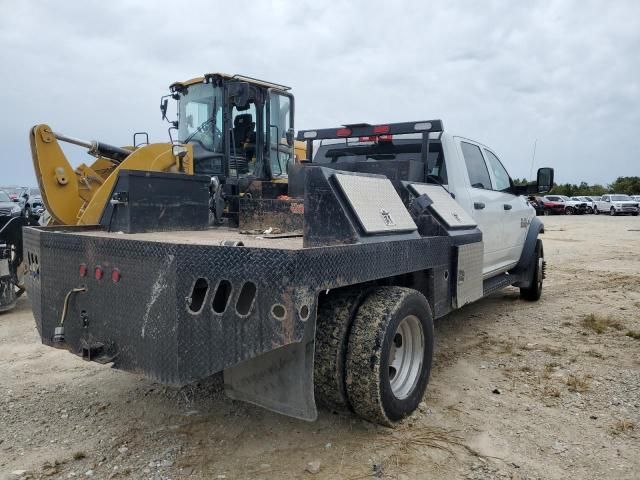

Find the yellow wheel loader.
[{"left": 29, "top": 73, "right": 304, "bottom": 228}]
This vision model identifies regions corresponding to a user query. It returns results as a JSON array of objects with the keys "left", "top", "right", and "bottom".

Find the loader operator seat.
[
  {"left": 233, "top": 114, "right": 254, "bottom": 149},
  {"left": 231, "top": 113, "right": 256, "bottom": 174}
]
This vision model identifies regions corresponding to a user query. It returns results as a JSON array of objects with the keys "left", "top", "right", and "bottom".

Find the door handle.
[
  {"left": 503, "top": 204, "right": 512, "bottom": 210},
  {"left": 474, "top": 202, "right": 485, "bottom": 210}
]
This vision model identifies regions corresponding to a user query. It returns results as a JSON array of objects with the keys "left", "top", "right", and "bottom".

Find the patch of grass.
[
  {"left": 543, "top": 385, "right": 561, "bottom": 398},
  {"left": 581, "top": 313, "right": 625, "bottom": 334},
  {"left": 542, "top": 362, "right": 560, "bottom": 379},
  {"left": 585, "top": 349, "right": 604, "bottom": 359},
  {"left": 543, "top": 345, "right": 565, "bottom": 357},
  {"left": 566, "top": 374, "right": 590, "bottom": 393},
  {"left": 625, "top": 330, "right": 640, "bottom": 340},
  {"left": 72, "top": 451, "right": 86, "bottom": 460},
  {"left": 611, "top": 419, "right": 635, "bottom": 435},
  {"left": 498, "top": 341, "right": 515, "bottom": 355},
  {"left": 545, "top": 362, "right": 560, "bottom": 371}
]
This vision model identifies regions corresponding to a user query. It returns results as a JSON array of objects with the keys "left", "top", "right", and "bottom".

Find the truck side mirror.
[{"left": 536, "top": 167, "right": 553, "bottom": 193}]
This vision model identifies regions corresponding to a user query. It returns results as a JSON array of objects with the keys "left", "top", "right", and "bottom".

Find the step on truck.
[{"left": 24, "top": 78, "right": 553, "bottom": 425}]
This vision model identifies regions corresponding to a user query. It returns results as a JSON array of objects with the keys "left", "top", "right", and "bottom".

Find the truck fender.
[{"left": 512, "top": 216, "right": 544, "bottom": 288}]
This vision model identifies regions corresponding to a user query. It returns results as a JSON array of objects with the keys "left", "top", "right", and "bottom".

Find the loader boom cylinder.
[{"left": 54, "top": 132, "right": 131, "bottom": 164}]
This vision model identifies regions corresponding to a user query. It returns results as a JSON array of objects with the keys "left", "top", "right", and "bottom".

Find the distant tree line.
[{"left": 512, "top": 176, "right": 640, "bottom": 196}]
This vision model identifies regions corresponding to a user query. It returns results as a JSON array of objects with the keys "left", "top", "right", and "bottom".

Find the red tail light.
[
  {"left": 336, "top": 128, "right": 351, "bottom": 137},
  {"left": 373, "top": 125, "right": 390, "bottom": 134},
  {"left": 111, "top": 268, "right": 121, "bottom": 283},
  {"left": 79, "top": 263, "right": 87, "bottom": 277},
  {"left": 94, "top": 266, "right": 103, "bottom": 280}
]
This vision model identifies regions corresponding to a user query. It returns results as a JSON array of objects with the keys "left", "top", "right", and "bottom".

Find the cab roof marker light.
[
  {"left": 336, "top": 128, "right": 352, "bottom": 137},
  {"left": 414, "top": 122, "right": 432, "bottom": 131},
  {"left": 303, "top": 131, "right": 317, "bottom": 139},
  {"left": 373, "top": 125, "right": 390, "bottom": 134}
]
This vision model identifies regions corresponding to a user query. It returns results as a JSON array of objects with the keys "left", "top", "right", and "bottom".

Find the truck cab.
[{"left": 310, "top": 130, "right": 543, "bottom": 277}]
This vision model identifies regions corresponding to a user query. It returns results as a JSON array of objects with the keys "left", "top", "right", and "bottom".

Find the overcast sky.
[{"left": 1, "top": 0, "right": 638, "bottom": 187}]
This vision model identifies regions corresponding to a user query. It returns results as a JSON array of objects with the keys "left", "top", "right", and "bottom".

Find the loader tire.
[
  {"left": 345, "top": 287, "right": 433, "bottom": 426},
  {"left": 314, "top": 286, "right": 371, "bottom": 412}
]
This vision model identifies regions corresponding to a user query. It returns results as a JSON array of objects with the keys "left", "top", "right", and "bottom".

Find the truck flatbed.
[{"left": 74, "top": 227, "right": 305, "bottom": 250}]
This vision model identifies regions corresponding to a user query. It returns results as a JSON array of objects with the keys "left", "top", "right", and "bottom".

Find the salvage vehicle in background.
[
  {"left": 594, "top": 194, "right": 639, "bottom": 216},
  {"left": 20, "top": 187, "right": 45, "bottom": 219},
  {"left": 529, "top": 196, "right": 564, "bottom": 215},
  {"left": 0, "top": 190, "right": 37, "bottom": 311},
  {"left": 573, "top": 196, "right": 594, "bottom": 214},
  {"left": 544, "top": 195, "right": 587, "bottom": 215}
]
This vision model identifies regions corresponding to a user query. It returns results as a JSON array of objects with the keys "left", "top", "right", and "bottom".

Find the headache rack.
[{"left": 296, "top": 120, "right": 444, "bottom": 163}]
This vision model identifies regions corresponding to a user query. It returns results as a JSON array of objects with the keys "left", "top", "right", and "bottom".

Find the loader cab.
[{"left": 169, "top": 74, "right": 295, "bottom": 187}]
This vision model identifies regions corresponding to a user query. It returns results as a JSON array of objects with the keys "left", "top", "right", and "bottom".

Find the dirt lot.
[{"left": 1, "top": 215, "right": 639, "bottom": 480}]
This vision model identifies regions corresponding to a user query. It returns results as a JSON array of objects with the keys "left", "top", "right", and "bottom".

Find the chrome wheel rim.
[{"left": 388, "top": 315, "right": 424, "bottom": 399}]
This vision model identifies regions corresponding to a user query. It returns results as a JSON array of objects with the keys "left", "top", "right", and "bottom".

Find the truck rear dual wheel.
[
  {"left": 314, "top": 287, "right": 372, "bottom": 411},
  {"left": 315, "top": 286, "right": 434, "bottom": 425},
  {"left": 345, "top": 287, "right": 434, "bottom": 425}
]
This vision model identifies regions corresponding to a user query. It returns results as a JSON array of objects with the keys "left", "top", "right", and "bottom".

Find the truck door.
[
  {"left": 482, "top": 148, "right": 530, "bottom": 268},
  {"left": 456, "top": 140, "right": 506, "bottom": 275}
]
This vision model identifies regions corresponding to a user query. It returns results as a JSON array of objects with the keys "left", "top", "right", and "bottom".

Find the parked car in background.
[
  {"left": 529, "top": 196, "right": 564, "bottom": 215},
  {"left": 631, "top": 195, "right": 640, "bottom": 203},
  {"left": 594, "top": 194, "right": 639, "bottom": 216},
  {"left": 544, "top": 195, "right": 588, "bottom": 215},
  {"left": 574, "top": 196, "right": 595, "bottom": 214},
  {"left": 0, "top": 190, "right": 23, "bottom": 218},
  {"left": 20, "top": 187, "right": 44, "bottom": 219}
]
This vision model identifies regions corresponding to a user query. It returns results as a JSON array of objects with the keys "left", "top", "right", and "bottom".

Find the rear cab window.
[{"left": 314, "top": 138, "right": 448, "bottom": 184}]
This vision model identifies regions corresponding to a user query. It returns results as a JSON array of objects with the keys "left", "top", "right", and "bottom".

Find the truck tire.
[
  {"left": 520, "top": 239, "right": 544, "bottom": 301},
  {"left": 314, "top": 287, "right": 371, "bottom": 411},
  {"left": 345, "top": 287, "right": 434, "bottom": 425},
  {"left": 565, "top": 206, "right": 574, "bottom": 215},
  {"left": 594, "top": 207, "right": 599, "bottom": 215},
  {"left": 610, "top": 207, "right": 616, "bottom": 216}
]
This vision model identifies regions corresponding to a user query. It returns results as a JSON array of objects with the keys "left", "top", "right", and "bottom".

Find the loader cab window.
[
  {"left": 268, "top": 92, "right": 293, "bottom": 177},
  {"left": 178, "top": 83, "right": 223, "bottom": 154},
  {"left": 230, "top": 102, "right": 260, "bottom": 176}
]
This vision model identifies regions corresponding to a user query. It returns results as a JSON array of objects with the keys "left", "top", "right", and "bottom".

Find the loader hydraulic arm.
[{"left": 29, "top": 124, "right": 194, "bottom": 226}]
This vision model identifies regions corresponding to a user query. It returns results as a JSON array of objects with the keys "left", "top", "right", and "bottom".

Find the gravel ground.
[{"left": 1, "top": 215, "right": 639, "bottom": 479}]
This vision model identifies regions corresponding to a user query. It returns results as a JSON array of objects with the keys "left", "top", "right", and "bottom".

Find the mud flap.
[{"left": 223, "top": 317, "right": 317, "bottom": 421}]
